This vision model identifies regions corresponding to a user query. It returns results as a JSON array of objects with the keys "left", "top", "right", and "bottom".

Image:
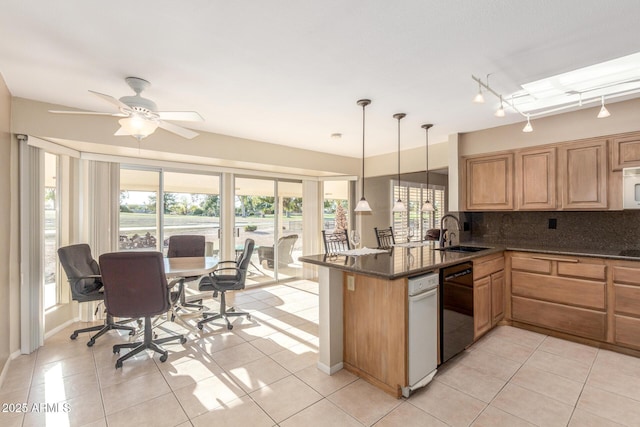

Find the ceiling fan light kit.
[{"left": 49, "top": 76, "right": 203, "bottom": 141}]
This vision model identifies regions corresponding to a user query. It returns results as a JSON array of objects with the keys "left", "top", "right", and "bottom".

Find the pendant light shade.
[
  {"left": 354, "top": 99, "right": 372, "bottom": 212},
  {"left": 392, "top": 113, "right": 406, "bottom": 213},
  {"left": 421, "top": 123, "right": 435, "bottom": 212}
]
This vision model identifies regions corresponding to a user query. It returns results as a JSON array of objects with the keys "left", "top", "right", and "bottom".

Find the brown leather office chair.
[
  {"left": 167, "top": 235, "right": 206, "bottom": 310},
  {"left": 374, "top": 227, "right": 396, "bottom": 249},
  {"left": 321, "top": 229, "right": 351, "bottom": 255},
  {"left": 57, "top": 244, "right": 137, "bottom": 346},
  {"left": 197, "top": 239, "right": 255, "bottom": 331},
  {"left": 99, "top": 251, "right": 186, "bottom": 368}
]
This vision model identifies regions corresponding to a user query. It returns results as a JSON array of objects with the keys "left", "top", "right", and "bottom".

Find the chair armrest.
[
  {"left": 217, "top": 260, "right": 238, "bottom": 265},
  {"left": 212, "top": 267, "right": 241, "bottom": 277},
  {"left": 68, "top": 274, "right": 101, "bottom": 281}
]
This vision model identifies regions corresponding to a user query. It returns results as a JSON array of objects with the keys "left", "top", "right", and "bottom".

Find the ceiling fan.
[{"left": 49, "top": 77, "right": 204, "bottom": 141}]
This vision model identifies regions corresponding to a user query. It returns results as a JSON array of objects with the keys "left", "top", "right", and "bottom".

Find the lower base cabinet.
[{"left": 473, "top": 253, "right": 505, "bottom": 339}]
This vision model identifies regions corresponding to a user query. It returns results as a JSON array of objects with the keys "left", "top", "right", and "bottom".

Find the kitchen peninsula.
[{"left": 299, "top": 243, "right": 502, "bottom": 397}]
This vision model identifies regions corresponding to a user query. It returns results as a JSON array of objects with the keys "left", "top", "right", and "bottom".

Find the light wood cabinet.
[
  {"left": 515, "top": 147, "right": 557, "bottom": 210},
  {"left": 463, "top": 153, "right": 513, "bottom": 210},
  {"left": 612, "top": 261, "right": 640, "bottom": 350},
  {"left": 343, "top": 273, "right": 407, "bottom": 397},
  {"left": 611, "top": 132, "right": 640, "bottom": 170},
  {"left": 510, "top": 252, "right": 607, "bottom": 341},
  {"left": 473, "top": 253, "right": 505, "bottom": 339},
  {"left": 558, "top": 139, "right": 608, "bottom": 209}
]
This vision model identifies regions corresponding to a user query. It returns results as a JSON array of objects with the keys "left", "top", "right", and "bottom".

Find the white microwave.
[{"left": 623, "top": 167, "right": 640, "bottom": 209}]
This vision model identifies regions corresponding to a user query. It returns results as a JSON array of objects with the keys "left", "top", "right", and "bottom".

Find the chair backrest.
[
  {"left": 425, "top": 228, "right": 441, "bottom": 241},
  {"left": 322, "top": 229, "right": 351, "bottom": 255},
  {"left": 277, "top": 234, "right": 298, "bottom": 262},
  {"left": 374, "top": 227, "right": 396, "bottom": 249},
  {"left": 98, "top": 251, "right": 170, "bottom": 318},
  {"left": 235, "top": 238, "right": 255, "bottom": 283},
  {"left": 167, "top": 235, "right": 206, "bottom": 258},
  {"left": 57, "top": 244, "right": 103, "bottom": 300}
]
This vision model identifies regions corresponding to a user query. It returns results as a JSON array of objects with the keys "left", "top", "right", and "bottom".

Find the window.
[
  {"left": 392, "top": 180, "right": 445, "bottom": 242},
  {"left": 323, "top": 180, "right": 350, "bottom": 231},
  {"left": 43, "top": 152, "right": 59, "bottom": 309}
]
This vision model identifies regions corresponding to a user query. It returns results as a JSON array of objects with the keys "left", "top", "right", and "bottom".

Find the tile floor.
[{"left": 2, "top": 279, "right": 640, "bottom": 426}]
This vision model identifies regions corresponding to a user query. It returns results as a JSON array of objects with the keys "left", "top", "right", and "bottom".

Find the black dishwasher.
[{"left": 440, "top": 262, "right": 474, "bottom": 364}]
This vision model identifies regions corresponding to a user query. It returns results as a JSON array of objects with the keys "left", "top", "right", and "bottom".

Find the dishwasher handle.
[{"left": 409, "top": 287, "right": 438, "bottom": 301}]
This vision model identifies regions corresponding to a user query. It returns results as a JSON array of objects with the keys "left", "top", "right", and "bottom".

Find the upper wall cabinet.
[
  {"left": 515, "top": 147, "right": 557, "bottom": 210},
  {"left": 611, "top": 132, "right": 640, "bottom": 171},
  {"left": 558, "top": 139, "right": 608, "bottom": 210},
  {"left": 463, "top": 153, "right": 513, "bottom": 210}
]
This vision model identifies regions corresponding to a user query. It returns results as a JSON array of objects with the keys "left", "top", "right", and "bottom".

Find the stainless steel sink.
[{"left": 435, "top": 245, "right": 490, "bottom": 253}]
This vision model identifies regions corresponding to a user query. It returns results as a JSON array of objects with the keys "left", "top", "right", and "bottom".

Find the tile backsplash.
[{"left": 465, "top": 210, "right": 640, "bottom": 251}]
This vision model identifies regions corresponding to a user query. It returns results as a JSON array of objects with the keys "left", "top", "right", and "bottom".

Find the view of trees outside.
[
  {"left": 323, "top": 199, "right": 349, "bottom": 230},
  {"left": 44, "top": 152, "right": 58, "bottom": 309}
]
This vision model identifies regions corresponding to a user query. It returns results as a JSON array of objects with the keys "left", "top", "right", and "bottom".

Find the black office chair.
[
  {"left": 99, "top": 251, "right": 187, "bottom": 368},
  {"left": 321, "top": 229, "right": 351, "bottom": 255},
  {"left": 167, "top": 235, "right": 206, "bottom": 310},
  {"left": 57, "top": 244, "right": 137, "bottom": 346},
  {"left": 374, "top": 226, "right": 396, "bottom": 249},
  {"left": 197, "top": 239, "right": 255, "bottom": 331}
]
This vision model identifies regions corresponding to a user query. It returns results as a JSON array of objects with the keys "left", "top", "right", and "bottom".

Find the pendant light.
[
  {"left": 354, "top": 99, "right": 372, "bottom": 212},
  {"left": 421, "top": 124, "right": 435, "bottom": 212},
  {"left": 392, "top": 113, "right": 406, "bottom": 212}
]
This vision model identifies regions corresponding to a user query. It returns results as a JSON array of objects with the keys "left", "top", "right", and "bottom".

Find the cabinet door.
[
  {"left": 558, "top": 139, "right": 608, "bottom": 209},
  {"left": 611, "top": 133, "right": 640, "bottom": 171},
  {"left": 464, "top": 153, "right": 514, "bottom": 210},
  {"left": 474, "top": 276, "right": 492, "bottom": 339},
  {"left": 515, "top": 147, "right": 557, "bottom": 210},
  {"left": 491, "top": 270, "right": 505, "bottom": 325}
]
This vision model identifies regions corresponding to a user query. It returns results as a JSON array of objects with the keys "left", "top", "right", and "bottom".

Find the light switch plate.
[{"left": 347, "top": 275, "right": 355, "bottom": 291}]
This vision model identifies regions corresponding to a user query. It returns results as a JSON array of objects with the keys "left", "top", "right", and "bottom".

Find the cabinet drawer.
[
  {"left": 613, "top": 266, "right": 640, "bottom": 286},
  {"left": 614, "top": 284, "right": 640, "bottom": 317},
  {"left": 474, "top": 256, "right": 505, "bottom": 280},
  {"left": 558, "top": 262, "right": 606, "bottom": 281},
  {"left": 512, "top": 296, "right": 606, "bottom": 341},
  {"left": 614, "top": 315, "right": 640, "bottom": 350},
  {"left": 511, "top": 256, "right": 551, "bottom": 274},
  {"left": 512, "top": 271, "right": 605, "bottom": 310}
]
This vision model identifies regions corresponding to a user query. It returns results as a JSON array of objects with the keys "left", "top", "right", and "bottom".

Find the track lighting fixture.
[
  {"left": 597, "top": 96, "right": 611, "bottom": 118},
  {"left": 473, "top": 79, "right": 485, "bottom": 103},
  {"left": 522, "top": 114, "right": 533, "bottom": 133},
  {"left": 494, "top": 95, "right": 505, "bottom": 118}
]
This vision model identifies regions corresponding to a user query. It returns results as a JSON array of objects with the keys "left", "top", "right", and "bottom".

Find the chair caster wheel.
[
  {"left": 229, "top": 307, "right": 236, "bottom": 313},
  {"left": 227, "top": 324, "right": 233, "bottom": 330},
  {"left": 171, "top": 314, "right": 176, "bottom": 322},
  {"left": 87, "top": 340, "right": 95, "bottom": 347},
  {"left": 197, "top": 324, "right": 203, "bottom": 330},
  {"left": 247, "top": 314, "right": 252, "bottom": 320},
  {"left": 115, "top": 361, "right": 123, "bottom": 369},
  {"left": 159, "top": 353, "right": 168, "bottom": 363},
  {"left": 137, "top": 319, "right": 143, "bottom": 327},
  {"left": 70, "top": 333, "right": 78, "bottom": 340},
  {"left": 129, "top": 330, "right": 136, "bottom": 336},
  {"left": 180, "top": 337, "right": 187, "bottom": 344},
  {"left": 203, "top": 314, "right": 208, "bottom": 319},
  {"left": 113, "top": 348, "right": 119, "bottom": 354}
]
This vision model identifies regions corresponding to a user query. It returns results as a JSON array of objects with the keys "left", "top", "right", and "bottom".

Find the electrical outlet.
[
  {"left": 549, "top": 218, "right": 557, "bottom": 229},
  {"left": 347, "top": 275, "right": 355, "bottom": 291}
]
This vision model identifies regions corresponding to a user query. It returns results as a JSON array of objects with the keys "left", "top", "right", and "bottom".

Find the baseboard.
[
  {"left": 317, "top": 361, "right": 343, "bottom": 375},
  {"left": 44, "top": 318, "right": 75, "bottom": 341}
]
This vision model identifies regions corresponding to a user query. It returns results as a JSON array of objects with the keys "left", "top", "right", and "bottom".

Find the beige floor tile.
[
  {"left": 294, "top": 365, "right": 357, "bottom": 396},
  {"left": 173, "top": 372, "right": 246, "bottom": 418},
  {"left": 328, "top": 379, "right": 402, "bottom": 426},
  {"left": 212, "top": 342, "right": 266, "bottom": 370},
  {"left": 593, "top": 349, "right": 640, "bottom": 379},
  {"left": 469, "top": 334, "right": 536, "bottom": 364},
  {"left": 250, "top": 331, "right": 305, "bottom": 355},
  {"left": 280, "top": 398, "right": 361, "bottom": 427},
  {"left": 78, "top": 418, "right": 108, "bottom": 427},
  {"left": 0, "top": 386, "right": 31, "bottom": 406},
  {"left": 34, "top": 340, "right": 95, "bottom": 366},
  {"left": 190, "top": 395, "right": 274, "bottom": 427},
  {"left": 0, "top": 412, "right": 24, "bottom": 427},
  {"left": 195, "top": 331, "right": 247, "bottom": 354},
  {"left": 471, "top": 406, "right": 535, "bottom": 427},
  {"left": 435, "top": 363, "right": 507, "bottom": 403},
  {"left": 408, "top": 380, "right": 486, "bottom": 427},
  {"left": 457, "top": 348, "right": 522, "bottom": 381},
  {"left": 249, "top": 375, "right": 322, "bottom": 423},
  {"left": 538, "top": 336, "right": 599, "bottom": 366},
  {"left": 510, "top": 364, "right": 584, "bottom": 406},
  {"left": 227, "top": 356, "right": 290, "bottom": 393},
  {"left": 577, "top": 384, "right": 640, "bottom": 426},
  {"left": 376, "top": 402, "right": 449, "bottom": 427},
  {"left": 31, "top": 353, "right": 96, "bottom": 386},
  {"left": 231, "top": 323, "right": 280, "bottom": 342},
  {"left": 587, "top": 362, "right": 640, "bottom": 401},
  {"left": 158, "top": 356, "right": 225, "bottom": 391},
  {"left": 1, "top": 366, "right": 34, "bottom": 394},
  {"left": 101, "top": 370, "right": 170, "bottom": 415},
  {"left": 524, "top": 349, "right": 591, "bottom": 383},
  {"left": 488, "top": 325, "right": 546, "bottom": 350},
  {"left": 23, "top": 387, "right": 104, "bottom": 427},
  {"left": 28, "top": 369, "right": 100, "bottom": 404},
  {"left": 106, "top": 392, "right": 188, "bottom": 427},
  {"left": 270, "top": 342, "right": 318, "bottom": 373},
  {"left": 96, "top": 355, "right": 160, "bottom": 388},
  {"left": 491, "top": 383, "right": 573, "bottom": 427},
  {"left": 569, "top": 408, "right": 625, "bottom": 427}
]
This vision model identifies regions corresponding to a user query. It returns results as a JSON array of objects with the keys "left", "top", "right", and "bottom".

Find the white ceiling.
[{"left": 2, "top": 0, "right": 640, "bottom": 158}]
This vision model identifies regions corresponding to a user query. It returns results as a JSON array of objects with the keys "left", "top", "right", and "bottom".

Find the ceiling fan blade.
[
  {"left": 156, "top": 111, "right": 204, "bottom": 122},
  {"left": 157, "top": 120, "right": 199, "bottom": 139},
  {"left": 89, "top": 90, "right": 132, "bottom": 111},
  {"left": 49, "top": 110, "right": 127, "bottom": 117}
]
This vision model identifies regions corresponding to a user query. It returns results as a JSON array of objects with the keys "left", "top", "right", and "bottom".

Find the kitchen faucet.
[{"left": 439, "top": 214, "right": 461, "bottom": 248}]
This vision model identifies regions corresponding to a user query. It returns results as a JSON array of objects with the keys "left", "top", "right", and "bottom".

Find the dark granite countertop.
[
  {"left": 299, "top": 242, "right": 503, "bottom": 280},
  {"left": 299, "top": 241, "right": 640, "bottom": 280}
]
